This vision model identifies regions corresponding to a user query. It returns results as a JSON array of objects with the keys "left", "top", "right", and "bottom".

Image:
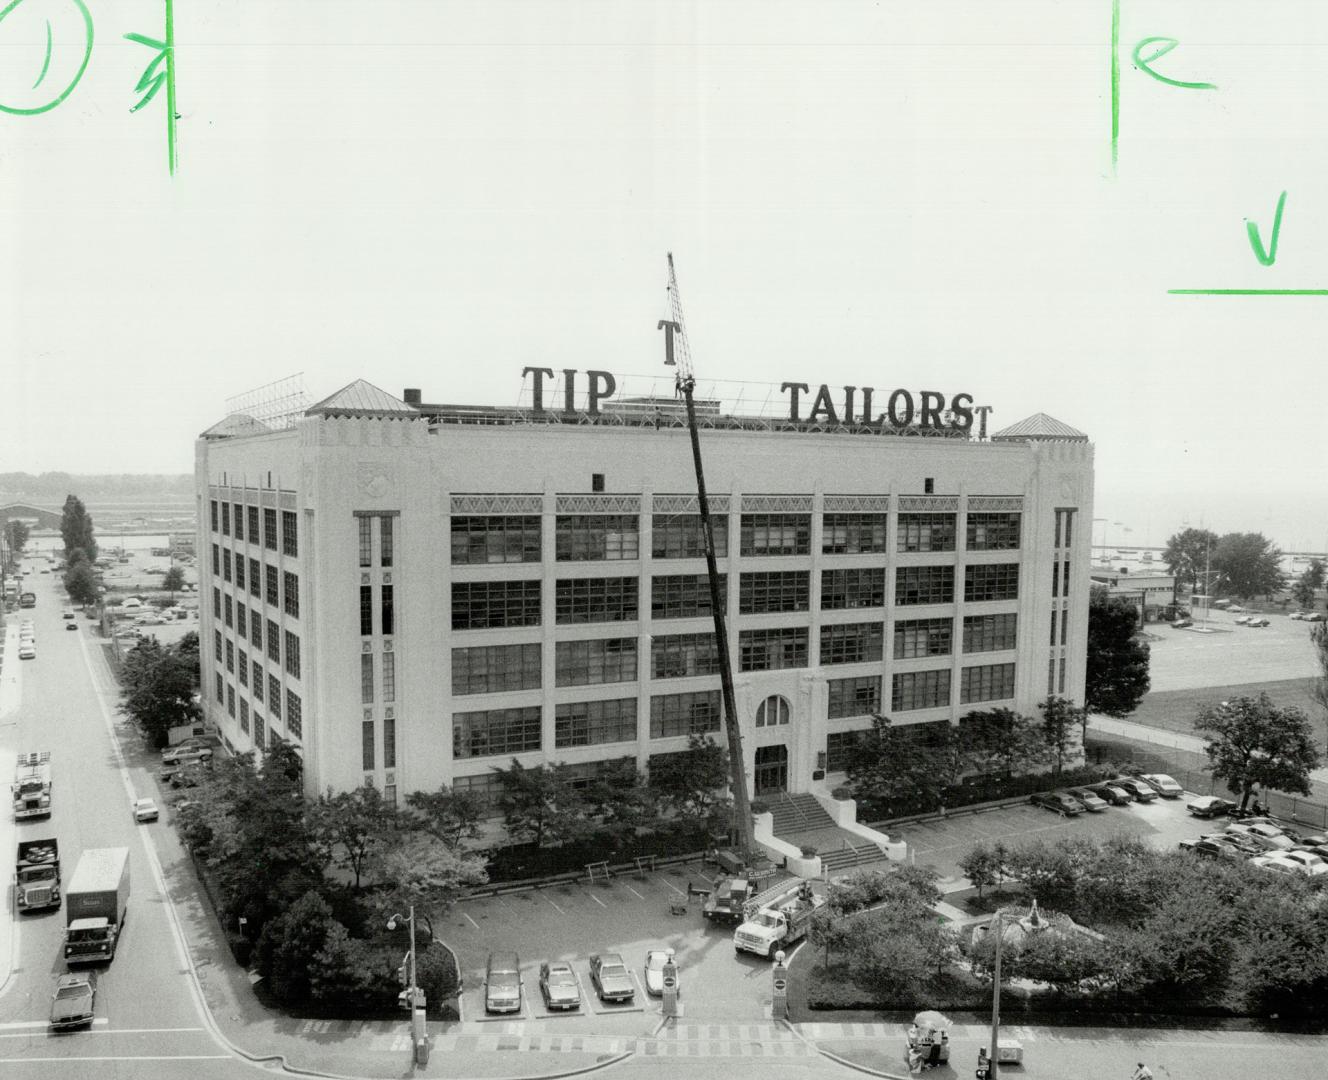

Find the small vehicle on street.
[
  {"left": 1171, "top": 618, "right": 1193, "bottom": 628},
  {"left": 18, "top": 643, "right": 36, "bottom": 659},
  {"left": 1029, "top": 791, "right": 1084, "bottom": 816},
  {"left": 61, "top": 610, "right": 75, "bottom": 620},
  {"left": 1113, "top": 778, "right": 1159, "bottom": 803},
  {"left": 1306, "top": 613, "right": 1326, "bottom": 622},
  {"left": 1187, "top": 795, "right": 1237, "bottom": 818},
  {"left": 65, "top": 620, "right": 77, "bottom": 630},
  {"left": 537, "top": 961, "right": 580, "bottom": 1011},
  {"left": 1062, "top": 788, "right": 1108, "bottom": 812},
  {"left": 49, "top": 973, "right": 95, "bottom": 1030},
  {"left": 588, "top": 952, "right": 635, "bottom": 1003},
  {"left": 1140, "top": 773, "right": 1183, "bottom": 798},
  {"left": 643, "top": 949, "right": 679, "bottom": 997},
  {"left": 1087, "top": 782, "right": 1133, "bottom": 806},
  {"left": 1289, "top": 611, "right": 1307, "bottom": 620},
  {"left": 161, "top": 744, "right": 213, "bottom": 766},
  {"left": 483, "top": 951, "right": 522, "bottom": 1014},
  {"left": 132, "top": 798, "right": 159, "bottom": 823}
]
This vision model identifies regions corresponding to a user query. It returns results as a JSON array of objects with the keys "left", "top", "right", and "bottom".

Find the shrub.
[{"left": 799, "top": 844, "right": 818, "bottom": 858}]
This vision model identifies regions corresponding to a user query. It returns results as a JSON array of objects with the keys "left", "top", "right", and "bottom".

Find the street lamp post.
[
  {"left": 987, "top": 912, "right": 1004, "bottom": 1078},
  {"left": 387, "top": 906, "right": 428, "bottom": 1066}
]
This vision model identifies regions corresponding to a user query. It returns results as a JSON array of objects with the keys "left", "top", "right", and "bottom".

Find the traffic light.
[{"left": 397, "top": 963, "right": 408, "bottom": 988}]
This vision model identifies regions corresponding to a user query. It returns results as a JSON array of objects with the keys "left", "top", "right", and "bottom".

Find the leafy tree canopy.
[
  {"left": 1086, "top": 586, "right": 1150, "bottom": 716},
  {"left": 162, "top": 565, "right": 186, "bottom": 593},
  {"left": 1163, "top": 527, "right": 1220, "bottom": 591},
  {"left": 1210, "top": 531, "right": 1285, "bottom": 599},
  {"left": 60, "top": 494, "right": 97, "bottom": 563},
  {"left": 63, "top": 562, "right": 99, "bottom": 606},
  {"left": 1193, "top": 692, "right": 1323, "bottom": 808},
  {"left": 119, "top": 637, "right": 201, "bottom": 746}
]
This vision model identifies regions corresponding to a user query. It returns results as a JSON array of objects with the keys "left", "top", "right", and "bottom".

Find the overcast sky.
[{"left": 4, "top": 0, "right": 1327, "bottom": 551}]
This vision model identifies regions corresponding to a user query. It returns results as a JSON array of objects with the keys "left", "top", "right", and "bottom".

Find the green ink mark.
[
  {"left": 32, "top": 18, "right": 51, "bottom": 88},
  {"left": 1110, "top": 0, "right": 1119, "bottom": 175},
  {"left": 0, "top": 0, "right": 94, "bottom": 116},
  {"left": 1169, "top": 289, "right": 1328, "bottom": 296},
  {"left": 1245, "top": 191, "right": 1287, "bottom": 267},
  {"left": 1132, "top": 37, "right": 1217, "bottom": 90},
  {"left": 125, "top": 0, "right": 177, "bottom": 176}
]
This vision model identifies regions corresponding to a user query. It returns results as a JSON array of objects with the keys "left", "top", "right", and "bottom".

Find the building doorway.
[{"left": 753, "top": 744, "right": 789, "bottom": 796}]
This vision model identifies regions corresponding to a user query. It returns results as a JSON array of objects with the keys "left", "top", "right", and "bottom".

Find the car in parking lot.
[
  {"left": 1113, "top": 778, "right": 1159, "bottom": 802},
  {"left": 588, "top": 952, "right": 635, "bottom": 1003},
  {"left": 1179, "top": 837, "right": 1244, "bottom": 860},
  {"left": 643, "top": 949, "right": 679, "bottom": 997},
  {"left": 1225, "top": 822, "right": 1295, "bottom": 851},
  {"left": 1234, "top": 615, "right": 1252, "bottom": 625},
  {"left": 1202, "top": 831, "right": 1263, "bottom": 856},
  {"left": 162, "top": 744, "right": 214, "bottom": 766},
  {"left": 1087, "top": 782, "right": 1133, "bottom": 806},
  {"left": 65, "top": 620, "right": 77, "bottom": 630},
  {"left": 18, "top": 643, "right": 36, "bottom": 660},
  {"left": 49, "top": 973, "right": 96, "bottom": 1030},
  {"left": 483, "top": 951, "right": 523, "bottom": 1014},
  {"left": 1306, "top": 613, "right": 1327, "bottom": 622},
  {"left": 1187, "top": 795, "right": 1237, "bottom": 818},
  {"left": 1250, "top": 853, "right": 1304, "bottom": 878},
  {"left": 1246, "top": 618, "right": 1269, "bottom": 628},
  {"left": 1063, "top": 788, "right": 1108, "bottom": 812},
  {"left": 1289, "top": 611, "right": 1307, "bottom": 620},
  {"left": 1140, "top": 773, "right": 1184, "bottom": 798},
  {"left": 1030, "top": 791, "right": 1084, "bottom": 816},
  {"left": 1171, "top": 618, "right": 1193, "bottom": 628},
  {"left": 537, "top": 961, "right": 580, "bottom": 1011},
  {"left": 1277, "top": 850, "right": 1328, "bottom": 876}
]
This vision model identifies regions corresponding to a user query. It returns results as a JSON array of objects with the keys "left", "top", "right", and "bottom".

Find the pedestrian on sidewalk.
[{"left": 1132, "top": 1062, "right": 1154, "bottom": 1080}]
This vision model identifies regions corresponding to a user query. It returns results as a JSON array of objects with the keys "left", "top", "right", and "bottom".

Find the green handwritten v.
[{"left": 1245, "top": 191, "right": 1287, "bottom": 266}]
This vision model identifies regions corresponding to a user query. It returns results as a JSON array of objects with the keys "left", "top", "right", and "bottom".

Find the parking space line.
[
  {"left": 462, "top": 911, "right": 481, "bottom": 930},
  {"left": 624, "top": 884, "right": 645, "bottom": 900},
  {"left": 660, "top": 877, "right": 687, "bottom": 896},
  {"left": 588, "top": 892, "right": 608, "bottom": 908},
  {"left": 542, "top": 895, "right": 567, "bottom": 915}
]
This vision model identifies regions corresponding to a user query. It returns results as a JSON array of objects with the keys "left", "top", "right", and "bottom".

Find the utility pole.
[
  {"left": 987, "top": 912, "right": 1004, "bottom": 1077},
  {"left": 660, "top": 253, "right": 756, "bottom": 856}
]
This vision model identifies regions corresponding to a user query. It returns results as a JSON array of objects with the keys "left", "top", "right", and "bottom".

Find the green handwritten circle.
[{"left": 0, "top": 0, "right": 94, "bottom": 116}]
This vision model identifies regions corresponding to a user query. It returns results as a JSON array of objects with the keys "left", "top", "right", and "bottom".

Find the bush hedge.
[
  {"left": 483, "top": 823, "right": 710, "bottom": 882},
  {"left": 858, "top": 762, "right": 1127, "bottom": 822}
]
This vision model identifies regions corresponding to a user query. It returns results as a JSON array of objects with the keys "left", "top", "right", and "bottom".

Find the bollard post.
[
  {"left": 662, "top": 948, "right": 679, "bottom": 1018},
  {"left": 771, "top": 950, "right": 789, "bottom": 1020}
]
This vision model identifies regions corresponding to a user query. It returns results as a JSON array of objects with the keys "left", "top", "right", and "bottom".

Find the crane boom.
[{"left": 659, "top": 254, "right": 756, "bottom": 857}]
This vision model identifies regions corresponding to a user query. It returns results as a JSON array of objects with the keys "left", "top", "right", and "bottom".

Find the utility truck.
[
  {"left": 702, "top": 873, "right": 790, "bottom": 925},
  {"left": 16, "top": 839, "right": 61, "bottom": 912},
  {"left": 12, "top": 752, "right": 52, "bottom": 819},
  {"left": 733, "top": 880, "right": 825, "bottom": 958},
  {"left": 64, "top": 848, "right": 130, "bottom": 965}
]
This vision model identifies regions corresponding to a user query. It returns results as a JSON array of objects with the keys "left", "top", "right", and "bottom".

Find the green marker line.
[
  {"left": 1168, "top": 289, "right": 1328, "bottom": 296},
  {"left": 165, "top": 0, "right": 176, "bottom": 175},
  {"left": 1110, "top": 0, "right": 1119, "bottom": 176},
  {"left": 33, "top": 19, "right": 51, "bottom": 89}
]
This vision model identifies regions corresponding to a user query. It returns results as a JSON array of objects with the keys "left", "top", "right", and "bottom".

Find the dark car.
[
  {"left": 1201, "top": 831, "right": 1263, "bottom": 856},
  {"left": 49, "top": 973, "right": 95, "bottom": 1030},
  {"left": 1063, "top": 788, "right": 1108, "bottom": 812},
  {"left": 1113, "top": 778, "right": 1159, "bottom": 802},
  {"left": 588, "top": 952, "right": 635, "bottom": 1003},
  {"left": 1187, "top": 795, "right": 1237, "bottom": 818},
  {"left": 1030, "top": 792, "right": 1084, "bottom": 816},
  {"left": 1179, "top": 838, "right": 1243, "bottom": 861},
  {"left": 1087, "top": 783, "right": 1132, "bottom": 806},
  {"left": 484, "top": 951, "right": 522, "bottom": 1014},
  {"left": 537, "top": 961, "right": 580, "bottom": 1011}
]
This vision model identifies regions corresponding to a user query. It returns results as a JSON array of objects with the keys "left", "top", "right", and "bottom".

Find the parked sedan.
[
  {"left": 1233, "top": 615, "right": 1252, "bottom": 625},
  {"left": 1178, "top": 838, "right": 1243, "bottom": 860},
  {"left": 1113, "top": 778, "right": 1159, "bottom": 803},
  {"left": 643, "top": 949, "right": 679, "bottom": 997},
  {"left": 1225, "top": 822, "right": 1295, "bottom": 851},
  {"left": 1201, "top": 831, "right": 1263, "bottom": 856},
  {"left": 1063, "top": 788, "right": 1108, "bottom": 812},
  {"left": 49, "top": 974, "right": 95, "bottom": 1030},
  {"left": 1029, "top": 792, "right": 1084, "bottom": 816},
  {"left": 588, "top": 952, "right": 635, "bottom": 1003},
  {"left": 1250, "top": 853, "right": 1303, "bottom": 878},
  {"left": 1246, "top": 618, "right": 1270, "bottom": 628},
  {"left": 537, "top": 961, "right": 581, "bottom": 1011},
  {"left": 483, "top": 951, "right": 523, "bottom": 1014},
  {"left": 1087, "top": 782, "right": 1133, "bottom": 806},
  {"left": 1277, "top": 850, "right": 1328, "bottom": 876},
  {"left": 132, "top": 797, "right": 159, "bottom": 822},
  {"left": 1171, "top": 618, "right": 1193, "bottom": 628},
  {"left": 1187, "top": 795, "right": 1237, "bottom": 819},
  {"left": 1140, "top": 773, "right": 1183, "bottom": 799}
]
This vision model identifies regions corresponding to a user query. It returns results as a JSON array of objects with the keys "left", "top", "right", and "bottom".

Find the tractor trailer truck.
[
  {"left": 64, "top": 848, "right": 130, "bottom": 964},
  {"left": 12, "top": 752, "right": 52, "bottom": 819},
  {"left": 16, "top": 838, "right": 61, "bottom": 912}
]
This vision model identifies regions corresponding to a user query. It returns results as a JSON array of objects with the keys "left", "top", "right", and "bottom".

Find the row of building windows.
[
  {"left": 361, "top": 717, "right": 397, "bottom": 771},
  {"left": 358, "top": 514, "right": 394, "bottom": 568},
  {"left": 449, "top": 565, "right": 1019, "bottom": 630},
  {"left": 446, "top": 511, "right": 1021, "bottom": 565},
  {"left": 360, "top": 652, "right": 398, "bottom": 704},
  {"left": 215, "top": 669, "right": 303, "bottom": 741},
  {"left": 446, "top": 660, "right": 1016, "bottom": 763},
  {"left": 210, "top": 500, "right": 298, "bottom": 557},
  {"left": 360, "top": 584, "right": 396, "bottom": 636},
  {"left": 213, "top": 552, "right": 300, "bottom": 618}
]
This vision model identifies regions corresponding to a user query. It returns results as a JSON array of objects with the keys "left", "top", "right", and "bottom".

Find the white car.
[
  {"left": 1289, "top": 612, "right": 1307, "bottom": 620},
  {"left": 61, "top": 610, "right": 75, "bottom": 620},
  {"left": 1233, "top": 615, "right": 1252, "bottom": 625},
  {"left": 1140, "top": 774, "right": 1183, "bottom": 798},
  {"left": 1226, "top": 822, "right": 1295, "bottom": 851},
  {"left": 18, "top": 644, "right": 36, "bottom": 660},
  {"left": 1246, "top": 618, "right": 1269, "bottom": 628},
  {"left": 1277, "top": 850, "right": 1328, "bottom": 876},
  {"left": 132, "top": 797, "right": 159, "bottom": 823},
  {"left": 1250, "top": 854, "right": 1303, "bottom": 878}
]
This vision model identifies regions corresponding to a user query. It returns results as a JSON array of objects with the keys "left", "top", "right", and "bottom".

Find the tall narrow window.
[
  {"left": 282, "top": 511, "right": 298, "bottom": 557},
  {"left": 359, "top": 516, "right": 372, "bottom": 567},
  {"left": 382, "top": 652, "right": 396, "bottom": 701},
  {"left": 233, "top": 505, "right": 244, "bottom": 541},
  {"left": 361, "top": 654, "right": 374, "bottom": 703},
  {"left": 362, "top": 721, "right": 375, "bottom": 770},
  {"left": 360, "top": 585, "right": 373, "bottom": 635},
  {"left": 263, "top": 508, "right": 277, "bottom": 551},
  {"left": 380, "top": 516, "right": 393, "bottom": 567},
  {"left": 384, "top": 716, "right": 396, "bottom": 769},
  {"left": 381, "top": 585, "right": 394, "bottom": 635}
]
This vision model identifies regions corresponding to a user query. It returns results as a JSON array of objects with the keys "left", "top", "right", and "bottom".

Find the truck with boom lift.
[{"left": 733, "top": 880, "right": 825, "bottom": 958}]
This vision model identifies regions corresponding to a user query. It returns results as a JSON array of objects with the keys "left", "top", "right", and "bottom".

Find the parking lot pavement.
[
  {"left": 449, "top": 859, "right": 795, "bottom": 1024},
  {"left": 897, "top": 792, "right": 1218, "bottom": 885},
  {"left": 1147, "top": 609, "right": 1319, "bottom": 693}
]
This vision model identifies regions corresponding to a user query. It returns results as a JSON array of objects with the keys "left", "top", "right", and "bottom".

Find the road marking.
[
  {"left": 0, "top": 1019, "right": 109, "bottom": 1032},
  {"left": 0, "top": 1054, "right": 231, "bottom": 1062},
  {"left": 624, "top": 884, "right": 645, "bottom": 899},
  {"left": 661, "top": 878, "right": 687, "bottom": 896},
  {"left": 588, "top": 892, "right": 608, "bottom": 908},
  {"left": 542, "top": 895, "right": 566, "bottom": 915},
  {"left": 462, "top": 911, "right": 481, "bottom": 930}
]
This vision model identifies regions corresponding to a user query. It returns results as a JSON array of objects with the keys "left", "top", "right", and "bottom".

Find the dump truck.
[
  {"left": 733, "top": 880, "right": 825, "bottom": 959},
  {"left": 12, "top": 752, "right": 52, "bottom": 819},
  {"left": 16, "top": 838, "right": 61, "bottom": 912},
  {"left": 702, "top": 874, "right": 791, "bottom": 925},
  {"left": 64, "top": 848, "right": 130, "bottom": 965}
]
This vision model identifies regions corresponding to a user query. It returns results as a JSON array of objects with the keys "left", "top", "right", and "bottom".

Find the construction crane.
[{"left": 659, "top": 253, "right": 756, "bottom": 856}]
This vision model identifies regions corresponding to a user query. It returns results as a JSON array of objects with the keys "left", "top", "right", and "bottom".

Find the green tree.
[
  {"left": 405, "top": 785, "right": 486, "bottom": 850},
  {"left": 253, "top": 890, "right": 342, "bottom": 1004},
  {"left": 1308, "top": 558, "right": 1327, "bottom": 592},
  {"left": 1086, "top": 586, "right": 1151, "bottom": 716},
  {"left": 59, "top": 494, "right": 97, "bottom": 563},
  {"left": 1210, "top": 532, "right": 1285, "bottom": 599},
  {"left": 491, "top": 760, "right": 597, "bottom": 849},
  {"left": 1039, "top": 696, "right": 1085, "bottom": 774},
  {"left": 957, "top": 842, "right": 1003, "bottom": 900},
  {"left": 1311, "top": 622, "right": 1328, "bottom": 757},
  {"left": 307, "top": 921, "right": 394, "bottom": 1008},
  {"left": 843, "top": 712, "right": 949, "bottom": 810},
  {"left": 377, "top": 833, "right": 488, "bottom": 916},
  {"left": 310, "top": 785, "right": 403, "bottom": 890},
  {"left": 647, "top": 734, "right": 731, "bottom": 823},
  {"left": 119, "top": 637, "right": 201, "bottom": 747},
  {"left": 1193, "top": 693, "right": 1323, "bottom": 810},
  {"left": 3, "top": 519, "right": 29, "bottom": 564},
  {"left": 63, "top": 562, "right": 100, "bottom": 606},
  {"left": 958, "top": 707, "right": 1051, "bottom": 779},
  {"left": 1162, "top": 527, "right": 1220, "bottom": 592},
  {"left": 1227, "top": 892, "right": 1328, "bottom": 1014},
  {"left": 1293, "top": 572, "right": 1317, "bottom": 611},
  {"left": 162, "top": 565, "right": 185, "bottom": 596}
]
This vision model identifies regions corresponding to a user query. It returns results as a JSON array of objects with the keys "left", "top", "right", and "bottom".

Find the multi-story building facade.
[{"left": 196, "top": 379, "right": 1094, "bottom": 818}]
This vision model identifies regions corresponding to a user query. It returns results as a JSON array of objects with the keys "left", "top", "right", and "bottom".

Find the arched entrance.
[{"left": 753, "top": 745, "right": 789, "bottom": 796}]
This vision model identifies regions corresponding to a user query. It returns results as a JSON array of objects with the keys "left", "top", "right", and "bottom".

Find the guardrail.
[{"left": 456, "top": 849, "right": 708, "bottom": 903}]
